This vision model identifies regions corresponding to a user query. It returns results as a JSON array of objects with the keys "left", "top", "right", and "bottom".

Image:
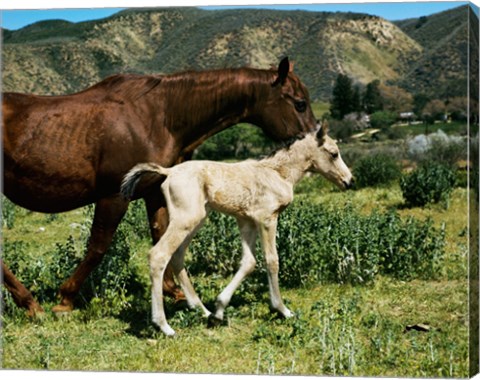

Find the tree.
[
  {"left": 352, "top": 85, "right": 362, "bottom": 113},
  {"left": 447, "top": 97, "right": 468, "bottom": 121},
  {"left": 423, "top": 99, "right": 446, "bottom": 121},
  {"left": 378, "top": 83, "right": 413, "bottom": 113},
  {"left": 363, "top": 80, "right": 383, "bottom": 114},
  {"left": 413, "top": 93, "right": 430, "bottom": 117},
  {"left": 330, "top": 73, "right": 354, "bottom": 120}
]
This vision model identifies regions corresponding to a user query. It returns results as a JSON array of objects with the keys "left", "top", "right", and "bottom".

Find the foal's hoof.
[
  {"left": 207, "top": 314, "right": 224, "bottom": 328},
  {"left": 161, "top": 325, "right": 176, "bottom": 337},
  {"left": 269, "top": 307, "right": 295, "bottom": 320}
]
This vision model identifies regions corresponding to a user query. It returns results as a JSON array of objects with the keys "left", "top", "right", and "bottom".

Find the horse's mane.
[
  {"left": 83, "top": 74, "right": 163, "bottom": 102},
  {"left": 84, "top": 65, "right": 278, "bottom": 105}
]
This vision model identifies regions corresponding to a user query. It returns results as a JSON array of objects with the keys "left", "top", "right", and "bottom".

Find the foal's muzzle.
[{"left": 343, "top": 178, "right": 355, "bottom": 190}]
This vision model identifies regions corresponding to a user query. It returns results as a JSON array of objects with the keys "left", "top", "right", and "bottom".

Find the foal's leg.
[
  {"left": 258, "top": 216, "right": 293, "bottom": 318},
  {"left": 169, "top": 221, "right": 211, "bottom": 317},
  {"left": 144, "top": 193, "right": 185, "bottom": 301},
  {"left": 2, "top": 260, "right": 44, "bottom": 317},
  {"left": 53, "top": 195, "right": 128, "bottom": 313},
  {"left": 149, "top": 220, "right": 201, "bottom": 336},
  {"left": 211, "top": 217, "right": 257, "bottom": 323}
]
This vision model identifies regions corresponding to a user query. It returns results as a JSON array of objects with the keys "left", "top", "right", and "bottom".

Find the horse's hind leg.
[
  {"left": 211, "top": 217, "right": 257, "bottom": 323},
  {"left": 2, "top": 260, "right": 44, "bottom": 317},
  {"left": 52, "top": 195, "right": 128, "bottom": 313}
]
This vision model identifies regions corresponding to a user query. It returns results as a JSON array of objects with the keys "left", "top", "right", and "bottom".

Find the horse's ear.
[
  {"left": 272, "top": 57, "right": 290, "bottom": 86},
  {"left": 316, "top": 120, "right": 328, "bottom": 144}
]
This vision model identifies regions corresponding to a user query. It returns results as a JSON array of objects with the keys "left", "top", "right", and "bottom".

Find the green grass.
[
  {"left": 1, "top": 179, "right": 470, "bottom": 376},
  {"left": 2, "top": 277, "right": 468, "bottom": 377},
  {"left": 311, "top": 101, "right": 330, "bottom": 119}
]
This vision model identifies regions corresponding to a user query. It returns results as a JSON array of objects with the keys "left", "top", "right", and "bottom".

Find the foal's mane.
[{"left": 263, "top": 132, "right": 309, "bottom": 159}]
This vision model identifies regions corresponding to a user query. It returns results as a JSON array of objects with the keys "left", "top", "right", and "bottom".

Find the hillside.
[
  {"left": 1, "top": 5, "right": 475, "bottom": 101},
  {"left": 395, "top": 4, "right": 476, "bottom": 99}
]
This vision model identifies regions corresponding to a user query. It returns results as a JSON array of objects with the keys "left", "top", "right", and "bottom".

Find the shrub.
[
  {"left": 2, "top": 196, "right": 17, "bottom": 229},
  {"left": 186, "top": 201, "right": 445, "bottom": 287},
  {"left": 2, "top": 203, "right": 146, "bottom": 317},
  {"left": 370, "top": 111, "right": 397, "bottom": 130},
  {"left": 353, "top": 153, "right": 402, "bottom": 188},
  {"left": 400, "top": 162, "right": 457, "bottom": 207},
  {"left": 407, "top": 130, "right": 466, "bottom": 168},
  {"left": 328, "top": 119, "right": 356, "bottom": 142}
]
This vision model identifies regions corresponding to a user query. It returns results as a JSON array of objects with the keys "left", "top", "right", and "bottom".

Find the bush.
[
  {"left": 2, "top": 202, "right": 147, "bottom": 317},
  {"left": 400, "top": 162, "right": 457, "bottom": 207},
  {"left": 370, "top": 111, "right": 397, "bottom": 130},
  {"left": 353, "top": 153, "right": 402, "bottom": 188},
  {"left": 2, "top": 196, "right": 17, "bottom": 229},
  {"left": 2, "top": 200, "right": 446, "bottom": 315},
  {"left": 187, "top": 201, "right": 445, "bottom": 287},
  {"left": 407, "top": 130, "right": 466, "bottom": 168},
  {"left": 328, "top": 119, "right": 356, "bottom": 142}
]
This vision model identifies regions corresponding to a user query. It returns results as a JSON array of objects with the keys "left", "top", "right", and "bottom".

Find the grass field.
[{"left": 1, "top": 172, "right": 471, "bottom": 377}]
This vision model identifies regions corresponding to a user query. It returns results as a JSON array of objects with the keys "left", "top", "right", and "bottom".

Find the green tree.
[
  {"left": 330, "top": 73, "right": 354, "bottom": 120},
  {"left": 363, "top": 80, "right": 383, "bottom": 114},
  {"left": 413, "top": 93, "right": 430, "bottom": 117},
  {"left": 352, "top": 85, "right": 362, "bottom": 113}
]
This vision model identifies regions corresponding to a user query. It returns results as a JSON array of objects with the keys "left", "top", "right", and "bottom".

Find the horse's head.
[
  {"left": 248, "top": 57, "right": 317, "bottom": 141},
  {"left": 309, "top": 122, "right": 354, "bottom": 190}
]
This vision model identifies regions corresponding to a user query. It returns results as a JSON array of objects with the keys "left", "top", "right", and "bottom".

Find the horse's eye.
[
  {"left": 331, "top": 152, "right": 339, "bottom": 160},
  {"left": 294, "top": 100, "right": 307, "bottom": 113}
]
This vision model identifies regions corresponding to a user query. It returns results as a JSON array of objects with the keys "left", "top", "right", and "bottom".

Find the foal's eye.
[
  {"left": 294, "top": 100, "right": 307, "bottom": 113},
  {"left": 331, "top": 152, "right": 339, "bottom": 160}
]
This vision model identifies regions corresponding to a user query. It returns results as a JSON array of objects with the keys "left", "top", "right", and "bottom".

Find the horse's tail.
[{"left": 121, "top": 163, "right": 170, "bottom": 200}]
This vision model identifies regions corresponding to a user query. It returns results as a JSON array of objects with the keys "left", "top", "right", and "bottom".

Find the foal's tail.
[{"left": 121, "top": 163, "right": 170, "bottom": 200}]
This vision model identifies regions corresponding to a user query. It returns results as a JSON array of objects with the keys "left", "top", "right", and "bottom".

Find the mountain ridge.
[{"left": 2, "top": 5, "right": 475, "bottom": 101}]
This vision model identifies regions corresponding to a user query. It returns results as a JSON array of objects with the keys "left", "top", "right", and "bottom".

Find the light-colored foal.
[{"left": 121, "top": 124, "right": 353, "bottom": 336}]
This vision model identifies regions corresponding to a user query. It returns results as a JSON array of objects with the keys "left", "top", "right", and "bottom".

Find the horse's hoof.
[
  {"left": 172, "top": 299, "right": 189, "bottom": 311},
  {"left": 26, "top": 303, "right": 45, "bottom": 318},
  {"left": 52, "top": 303, "right": 73, "bottom": 316},
  {"left": 173, "top": 291, "right": 187, "bottom": 304},
  {"left": 207, "top": 314, "right": 224, "bottom": 328}
]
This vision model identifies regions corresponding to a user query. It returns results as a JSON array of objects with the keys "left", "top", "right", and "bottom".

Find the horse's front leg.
[
  {"left": 259, "top": 216, "right": 294, "bottom": 318},
  {"left": 52, "top": 195, "right": 129, "bottom": 313},
  {"left": 144, "top": 193, "right": 185, "bottom": 302},
  {"left": 2, "top": 260, "right": 44, "bottom": 317}
]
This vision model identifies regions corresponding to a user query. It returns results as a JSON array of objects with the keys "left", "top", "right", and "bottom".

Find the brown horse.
[{"left": 2, "top": 57, "right": 317, "bottom": 316}]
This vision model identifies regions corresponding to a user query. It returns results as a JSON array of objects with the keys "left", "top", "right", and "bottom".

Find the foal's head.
[
  {"left": 309, "top": 123, "right": 354, "bottom": 190},
  {"left": 247, "top": 57, "right": 317, "bottom": 141}
]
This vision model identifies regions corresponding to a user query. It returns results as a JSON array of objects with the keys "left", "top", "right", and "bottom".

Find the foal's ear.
[
  {"left": 316, "top": 120, "right": 328, "bottom": 144},
  {"left": 272, "top": 57, "right": 290, "bottom": 86}
]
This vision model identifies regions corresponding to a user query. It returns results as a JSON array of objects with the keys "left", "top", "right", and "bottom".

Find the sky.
[{"left": 1, "top": 0, "right": 478, "bottom": 31}]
